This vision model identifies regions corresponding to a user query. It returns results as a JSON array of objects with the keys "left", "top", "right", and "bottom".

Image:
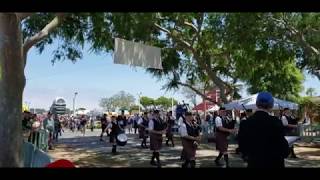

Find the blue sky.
[
  {"left": 23, "top": 43, "right": 186, "bottom": 110},
  {"left": 23, "top": 42, "right": 320, "bottom": 110}
]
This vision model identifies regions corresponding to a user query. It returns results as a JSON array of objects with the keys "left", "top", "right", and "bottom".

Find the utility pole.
[
  {"left": 73, "top": 92, "right": 78, "bottom": 117},
  {"left": 138, "top": 92, "right": 142, "bottom": 114}
]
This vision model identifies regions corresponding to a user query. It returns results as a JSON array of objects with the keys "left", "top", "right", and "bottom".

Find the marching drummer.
[
  {"left": 138, "top": 112, "right": 149, "bottom": 148},
  {"left": 107, "top": 115, "right": 124, "bottom": 155},
  {"left": 147, "top": 110, "right": 167, "bottom": 167},
  {"left": 179, "top": 112, "right": 201, "bottom": 168}
]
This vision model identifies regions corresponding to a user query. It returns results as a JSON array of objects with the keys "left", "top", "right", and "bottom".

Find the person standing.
[
  {"left": 148, "top": 110, "right": 167, "bottom": 167},
  {"left": 100, "top": 114, "right": 108, "bottom": 141},
  {"left": 214, "top": 107, "right": 237, "bottom": 168},
  {"left": 165, "top": 111, "right": 175, "bottom": 147},
  {"left": 80, "top": 115, "right": 87, "bottom": 136},
  {"left": 90, "top": 117, "right": 94, "bottom": 132},
  {"left": 281, "top": 108, "right": 298, "bottom": 158},
  {"left": 127, "top": 115, "right": 133, "bottom": 134},
  {"left": 43, "top": 112, "right": 55, "bottom": 150},
  {"left": 133, "top": 113, "right": 139, "bottom": 134},
  {"left": 138, "top": 112, "right": 149, "bottom": 148},
  {"left": 239, "top": 92, "right": 290, "bottom": 168},
  {"left": 179, "top": 112, "right": 201, "bottom": 168},
  {"left": 53, "top": 115, "right": 61, "bottom": 142}
]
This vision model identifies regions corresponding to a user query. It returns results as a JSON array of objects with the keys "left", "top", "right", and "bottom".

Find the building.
[{"left": 192, "top": 88, "right": 225, "bottom": 112}]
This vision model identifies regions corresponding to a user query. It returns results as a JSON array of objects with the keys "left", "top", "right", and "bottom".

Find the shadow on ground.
[{"left": 48, "top": 131, "right": 320, "bottom": 168}]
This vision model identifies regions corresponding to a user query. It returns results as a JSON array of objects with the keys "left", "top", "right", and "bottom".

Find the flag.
[{"left": 113, "top": 38, "right": 162, "bottom": 69}]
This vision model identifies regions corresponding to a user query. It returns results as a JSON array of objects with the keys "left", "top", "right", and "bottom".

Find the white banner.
[{"left": 113, "top": 38, "right": 162, "bottom": 69}]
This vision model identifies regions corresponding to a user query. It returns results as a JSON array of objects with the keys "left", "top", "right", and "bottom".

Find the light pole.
[
  {"left": 138, "top": 92, "right": 142, "bottom": 114},
  {"left": 73, "top": 92, "right": 78, "bottom": 117}
]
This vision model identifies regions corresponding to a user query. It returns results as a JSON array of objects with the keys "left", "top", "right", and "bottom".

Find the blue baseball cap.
[{"left": 256, "top": 92, "right": 274, "bottom": 109}]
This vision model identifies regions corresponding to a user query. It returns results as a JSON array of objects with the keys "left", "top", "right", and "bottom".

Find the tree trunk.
[{"left": 0, "top": 13, "right": 25, "bottom": 167}]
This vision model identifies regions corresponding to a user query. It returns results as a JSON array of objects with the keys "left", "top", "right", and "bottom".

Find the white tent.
[
  {"left": 224, "top": 94, "right": 299, "bottom": 110},
  {"left": 208, "top": 104, "right": 220, "bottom": 112}
]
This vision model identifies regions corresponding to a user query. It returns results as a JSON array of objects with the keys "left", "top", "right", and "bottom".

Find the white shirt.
[
  {"left": 215, "top": 116, "right": 223, "bottom": 127},
  {"left": 137, "top": 117, "right": 143, "bottom": 125},
  {"left": 148, "top": 119, "right": 154, "bottom": 130},
  {"left": 281, "top": 115, "right": 289, "bottom": 126},
  {"left": 178, "top": 117, "right": 184, "bottom": 127},
  {"left": 179, "top": 122, "right": 188, "bottom": 137},
  {"left": 107, "top": 123, "right": 112, "bottom": 129}
]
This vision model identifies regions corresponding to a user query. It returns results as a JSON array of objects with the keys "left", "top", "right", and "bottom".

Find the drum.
[{"left": 116, "top": 133, "right": 128, "bottom": 146}]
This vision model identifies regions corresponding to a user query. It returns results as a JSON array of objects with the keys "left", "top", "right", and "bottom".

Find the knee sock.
[
  {"left": 151, "top": 152, "right": 156, "bottom": 162},
  {"left": 224, "top": 154, "right": 229, "bottom": 166},
  {"left": 155, "top": 152, "right": 160, "bottom": 163},
  {"left": 112, "top": 145, "right": 117, "bottom": 153},
  {"left": 190, "top": 160, "right": 196, "bottom": 168}
]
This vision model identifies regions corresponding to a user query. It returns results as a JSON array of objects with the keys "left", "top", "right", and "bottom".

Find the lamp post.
[{"left": 73, "top": 92, "right": 78, "bottom": 117}]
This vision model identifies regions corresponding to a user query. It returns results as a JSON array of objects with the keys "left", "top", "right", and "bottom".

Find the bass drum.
[{"left": 116, "top": 133, "right": 128, "bottom": 146}]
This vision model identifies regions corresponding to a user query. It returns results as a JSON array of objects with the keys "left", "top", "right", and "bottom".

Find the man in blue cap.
[{"left": 238, "top": 92, "right": 289, "bottom": 168}]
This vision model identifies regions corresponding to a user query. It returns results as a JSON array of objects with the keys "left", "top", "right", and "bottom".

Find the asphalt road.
[{"left": 48, "top": 129, "right": 320, "bottom": 168}]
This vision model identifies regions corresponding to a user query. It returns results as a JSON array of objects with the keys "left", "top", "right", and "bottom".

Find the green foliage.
[
  {"left": 139, "top": 96, "right": 177, "bottom": 110},
  {"left": 99, "top": 91, "right": 135, "bottom": 111},
  {"left": 21, "top": 13, "right": 320, "bottom": 103},
  {"left": 154, "top": 96, "right": 177, "bottom": 110},
  {"left": 139, "top": 96, "right": 155, "bottom": 109}
]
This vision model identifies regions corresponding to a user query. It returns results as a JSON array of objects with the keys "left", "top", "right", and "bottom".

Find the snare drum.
[{"left": 116, "top": 133, "right": 128, "bottom": 146}]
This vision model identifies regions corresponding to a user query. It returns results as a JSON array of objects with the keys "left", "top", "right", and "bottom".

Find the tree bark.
[{"left": 0, "top": 13, "right": 25, "bottom": 167}]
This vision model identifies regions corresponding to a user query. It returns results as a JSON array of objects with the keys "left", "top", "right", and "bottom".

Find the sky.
[{"left": 23, "top": 42, "right": 320, "bottom": 111}]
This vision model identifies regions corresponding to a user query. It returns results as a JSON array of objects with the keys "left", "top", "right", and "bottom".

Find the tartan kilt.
[
  {"left": 150, "top": 133, "right": 163, "bottom": 151},
  {"left": 215, "top": 132, "right": 229, "bottom": 152}
]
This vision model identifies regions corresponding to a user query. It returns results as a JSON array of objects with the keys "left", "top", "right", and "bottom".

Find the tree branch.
[
  {"left": 271, "top": 16, "right": 320, "bottom": 56},
  {"left": 15, "top": 13, "right": 34, "bottom": 21},
  {"left": 184, "top": 21, "right": 198, "bottom": 32},
  {"left": 23, "top": 13, "right": 66, "bottom": 56},
  {"left": 176, "top": 81, "right": 217, "bottom": 104},
  {"left": 154, "top": 23, "right": 194, "bottom": 53}
]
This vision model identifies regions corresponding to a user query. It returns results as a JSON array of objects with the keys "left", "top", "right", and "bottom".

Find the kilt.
[
  {"left": 181, "top": 138, "right": 197, "bottom": 160},
  {"left": 150, "top": 133, "right": 163, "bottom": 151},
  {"left": 166, "top": 130, "right": 173, "bottom": 138},
  {"left": 109, "top": 134, "right": 116, "bottom": 143},
  {"left": 215, "top": 132, "right": 228, "bottom": 152}
]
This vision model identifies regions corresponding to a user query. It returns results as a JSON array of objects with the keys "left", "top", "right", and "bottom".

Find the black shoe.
[
  {"left": 100, "top": 138, "right": 103, "bottom": 142},
  {"left": 157, "top": 162, "right": 162, "bottom": 168},
  {"left": 291, "top": 155, "right": 298, "bottom": 159},
  {"left": 150, "top": 161, "right": 157, "bottom": 166},
  {"left": 215, "top": 159, "right": 223, "bottom": 166}
]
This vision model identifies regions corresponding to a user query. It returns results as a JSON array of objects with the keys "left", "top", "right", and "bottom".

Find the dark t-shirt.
[
  {"left": 101, "top": 117, "right": 107, "bottom": 126},
  {"left": 238, "top": 110, "right": 289, "bottom": 168}
]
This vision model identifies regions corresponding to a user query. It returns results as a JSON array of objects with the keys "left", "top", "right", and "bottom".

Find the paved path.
[{"left": 48, "top": 129, "right": 320, "bottom": 168}]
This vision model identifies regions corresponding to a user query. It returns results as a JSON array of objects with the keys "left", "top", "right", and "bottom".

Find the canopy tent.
[
  {"left": 192, "top": 102, "right": 216, "bottom": 111},
  {"left": 224, "top": 94, "right": 299, "bottom": 110},
  {"left": 208, "top": 104, "right": 220, "bottom": 112}
]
